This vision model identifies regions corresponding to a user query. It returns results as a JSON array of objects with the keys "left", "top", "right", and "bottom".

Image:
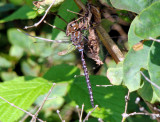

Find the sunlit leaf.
[
  {"left": 0, "top": 56, "right": 12, "bottom": 69},
  {"left": 135, "top": 1, "right": 160, "bottom": 39},
  {"left": 21, "top": 58, "right": 40, "bottom": 76},
  {"left": 0, "top": 77, "right": 52, "bottom": 122},
  {"left": 9, "top": 45, "right": 24, "bottom": 59},
  {"left": 107, "top": 62, "right": 123, "bottom": 85},
  {"left": 123, "top": 41, "right": 152, "bottom": 92},
  {"left": 1, "top": 71, "right": 17, "bottom": 81},
  {"left": 8, "top": 28, "right": 34, "bottom": 52},
  {"left": 128, "top": 17, "right": 143, "bottom": 49},
  {"left": 110, "top": 0, "right": 158, "bottom": 13}
]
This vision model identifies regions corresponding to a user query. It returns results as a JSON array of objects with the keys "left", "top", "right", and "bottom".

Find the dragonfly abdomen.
[{"left": 80, "top": 50, "right": 94, "bottom": 108}]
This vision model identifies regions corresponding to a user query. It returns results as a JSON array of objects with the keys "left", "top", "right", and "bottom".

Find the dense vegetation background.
[{"left": 0, "top": 0, "right": 160, "bottom": 121}]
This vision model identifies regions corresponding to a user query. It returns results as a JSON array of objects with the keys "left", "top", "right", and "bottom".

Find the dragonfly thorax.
[{"left": 66, "top": 21, "right": 84, "bottom": 51}]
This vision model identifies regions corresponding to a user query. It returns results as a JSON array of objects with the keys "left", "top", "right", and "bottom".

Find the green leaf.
[
  {"left": 110, "top": 0, "right": 158, "bottom": 13},
  {"left": 43, "top": 64, "right": 80, "bottom": 82},
  {"left": 0, "top": 5, "right": 37, "bottom": 23},
  {"left": 37, "top": 0, "right": 65, "bottom": 8},
  {"left": 69, "top": 75, "right": 127, "bottom": 121},
  {"left": 148, "top": 42, "right": 160, "bottom": 99},
  {"left": 9, "top": 0, "right": 23, "bottom": 5},
  {"left": 0, "top": 4, "right": 16, "bottom": 13},
  {"left": 0, "top": 77, "right": 52, "bottom": 122},
  {"left": 8, "top": 28, "right": 55, "bottom": 57},
  {"left": 1, "top": 71, "right": 17, "bottom": 81},
  {"left": 21, "top": 58, "right": 40, "bottom": 76},
  {"left": 9, "top": 45, "right": 24, "bottom": 59},
  {"left": 33, "top": 0, "right": 65, "bottom": 14},
  {"left": 138, "top": 71, "right": 160, "bottom": 103},
  {"left": 8, "top": 28, "right": 34, "bottom": 51},
  {"left": 0, "top": 56, "right": 12, "bottom": 69},
  {"left": 107, "top": 62, "right": 123, "bottom": 85},
  {"left": 123, "top": 41, "right": 152, "bottom": 92},
  {"left": 52, "top": 0, "right": 87, "bottom": 39},
  {"left": 128, "top": 16, "right": 143, "bottom": 49},
  {"left": 135, "top": 1, "right": 160, "bottom": 39}
]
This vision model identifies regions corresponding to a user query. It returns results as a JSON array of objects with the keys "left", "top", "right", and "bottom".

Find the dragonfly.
[
  {"left": 65, "top": 18, "right": 95, "bottom": 107},
  {"left": 40, "top": 12, "right": 100, "bottom": 107}
]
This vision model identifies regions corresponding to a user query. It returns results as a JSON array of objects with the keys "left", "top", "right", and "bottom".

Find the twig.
[
  {"left": 149, "top": 37, "right": 160, "bottom": 43},
  {"left": 0, "top": 96, "right": 44, "bottom": 122},
  {"left": 121, "top": 91, "right": 130, "bottom": 122},
  {"left": 74, "top": 75, "right": 85, "bottom": 78},
  {"left": 43, "top": 20, "right": 65, "bottom": 32},
  {"left": 98, "top": 118, "right": 104, "bottom": 122},
  {"left": 76, "top": 105, "right": 81, "bottom": 119},
  {"left": 136, "top": 99, "right": 154, "bottom": 115},
  {"left": 153, "top": 107, "right": 160, "bottom": 112},
  {"left": 121, "top": 95, "right": 160, "bottom": 121},
  {"left": 47, "top": 97, "right": 57, "bottom": 100},
  {"left": 57, "top": 110, "right": 65, "bottom": 122},
  {"left": 145, "top": 102, "right": 160, "bottom": 121},
  {"left": 125, "top": 112, "right": 160, "bottom": 118},
  {"left": 80, "top": 104, "right": 84, "bottom": 122},
  {"left": 17, "top": 29, "right": 70, "bottom": 43},
  {"left": 135, "top": 97, "right": 140, "bottom": 104},
  {"left": 20, "top": 105, "right": 39, "bottom": 122},
  {"left": 83, "top": 105, "right": 98, "bottom": 122},
  {"left": 24, "top": 0, "right": 56, "bottom": 29},
  {"left": 31, "top": 83, "right": 56, "bottom": 122},
  {"left": 140, "top": 71, "right": 160, "bottom": 90},
  {"left": 96, "top": 85, "right": 113, "bottom": 87},
  {"left": 67, "top": 9, "right": 84, "bottom": 16}
]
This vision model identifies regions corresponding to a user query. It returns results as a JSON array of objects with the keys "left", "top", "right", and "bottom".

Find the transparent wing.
[{"left": 58, "top": 43, "right": 76, "bottom": 56}]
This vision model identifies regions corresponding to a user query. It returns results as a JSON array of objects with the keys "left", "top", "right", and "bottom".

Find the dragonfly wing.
[{"left": 58, "top": 44, "right": 76, "bottom": 56}]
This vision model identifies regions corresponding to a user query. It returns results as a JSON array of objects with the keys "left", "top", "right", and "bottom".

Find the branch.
[
  {"left": 43, "top": 20, "right": 65, "bottom": 32},
  {"left": 24, "top": 0, "right": 56, "bottom": 29},
  {"left": 121, "top": 90, "right": 130, "bottom": 122},
  {"left": 96, "top": 85, "right": 113, "bottom": 87},
  {"left": 57, "top": 110, "right": 65, "bottom": 122},
  {"left": 96, "top": 25, "right": 124, "bottom": 63},
  {"left": 31, "top": 83, "right": 56, "bottom": 122},
  {"left": 140, "top": 71, "right": 160, "bottom": 90},
  {"left": 123, "top": 112, "right": 160, "bottom": 118},
  {"left": 20, "top": 106, "right": 38, "bottom": 122},
  {"left": 80, "top": 104, "right": 84, "bottom": 122},
  {"left": 0, "top": 96, "right": 44, "bottom": 122},
  {"left": 17, "top": 29, "right": 70, "bottom": 43},
  {"left": 149, "top": 37, "right": 160, "bottom": 43},
  {"left": 83, "top": 105, "right": 98, "bottom": 122}
]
